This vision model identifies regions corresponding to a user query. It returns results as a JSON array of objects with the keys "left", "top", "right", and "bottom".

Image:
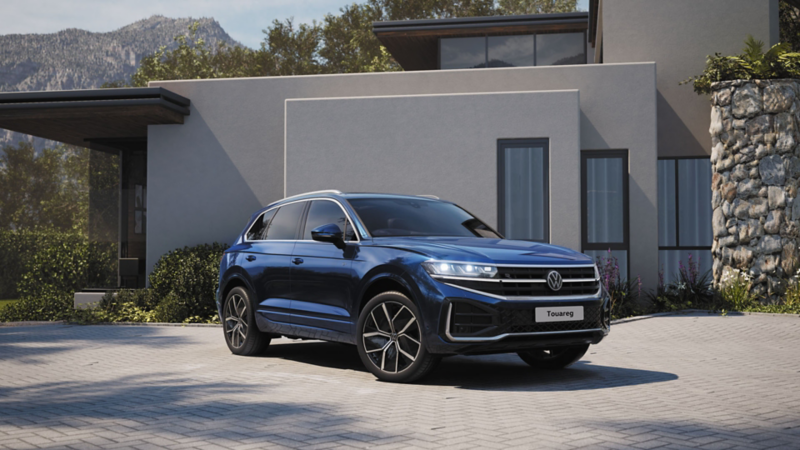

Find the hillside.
[{"left": 0, "top": 15, "right": 239, "bottom": 151}]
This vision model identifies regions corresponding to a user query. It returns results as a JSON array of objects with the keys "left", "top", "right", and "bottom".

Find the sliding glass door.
[{"left": 497, "top": 139, "right": 549, "bottom": 242}]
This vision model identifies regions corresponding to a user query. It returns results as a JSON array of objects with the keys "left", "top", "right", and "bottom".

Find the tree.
[
  {"left": 320, "top": 3, "right": 399, "bottom": 74},
  {"left": 780, "top": 1, "right": 800, "bottom": 52},
  {"left": 257, "top": 19, "right": 325, "bottom": 76},
  {"left": 0, "top": 142, "right": 88, "bottom": 232},
  {"left": 130, "top": 22, "right": 261, "bottom": 86},
  {"left": 368, "top": 0, "right": 496, "bottom": 20},
  {"left": 497, "top": 0, "right": 577, "bottom": 15},
  {"left": 114, "top": 0, "right": 580, "bottom": 87}
]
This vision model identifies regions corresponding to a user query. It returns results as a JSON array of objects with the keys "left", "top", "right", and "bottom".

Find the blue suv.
[{"left": 218, "top": 190, "right": 610, "bottom": 382}]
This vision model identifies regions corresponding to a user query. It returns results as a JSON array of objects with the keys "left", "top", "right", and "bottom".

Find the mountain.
[{"left": 0, "top": 15, "right": 240, "bottom": 151}]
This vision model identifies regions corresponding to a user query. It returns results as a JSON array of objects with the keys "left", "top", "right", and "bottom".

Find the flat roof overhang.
[
  {"left": 0, "top": 87, "right": 190, "bottom": 148},
  {"left": 373, "top": 12, "right": 590, "bottom": 71}
]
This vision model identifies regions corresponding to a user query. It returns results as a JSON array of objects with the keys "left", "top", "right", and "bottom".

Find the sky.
[{"left": 0, "top": 0, "right": 591, "bottom": 49}]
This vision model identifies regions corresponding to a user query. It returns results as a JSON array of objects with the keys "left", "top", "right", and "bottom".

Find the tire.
[
  {"left": 356, "top": 291, "right": 440, "bottom": 383},
  {"left": 517, "top": 344, "right": 590, "bottom": 370},
  {"left": 222, "top": 286, "right": 271, "bottom": 356}
]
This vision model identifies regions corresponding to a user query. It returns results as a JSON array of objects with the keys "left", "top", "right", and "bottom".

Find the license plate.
[{"left": 535, "top": 306, "right": 583, "bottom": 323}]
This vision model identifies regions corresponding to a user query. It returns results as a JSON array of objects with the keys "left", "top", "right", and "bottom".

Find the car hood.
[{"left": 373, "top": 236, "right": 594, "bottom": 266}]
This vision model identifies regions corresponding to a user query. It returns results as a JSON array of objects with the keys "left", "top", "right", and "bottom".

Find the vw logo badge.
[{"left": 547, "top": 270, "right": 563, "bottom": 291}]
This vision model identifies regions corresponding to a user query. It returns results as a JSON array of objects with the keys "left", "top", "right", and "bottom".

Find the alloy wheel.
[
  {"left": 362, "top": 301, "right": 422, "bottom": 374},
  {"left": 225, "top": 294, "right": 249, "bottom": 349}
]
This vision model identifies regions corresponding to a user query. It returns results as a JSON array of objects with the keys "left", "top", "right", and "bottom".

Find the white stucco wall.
[
  {"left": 602, "top": 0, "right": 779, "bottom": 158},
  {"left": 149, "top": 62, "right": 658, "bottom": 287},
  {"left": 285, "top": 90, "right": 581, "bottom": 249}
]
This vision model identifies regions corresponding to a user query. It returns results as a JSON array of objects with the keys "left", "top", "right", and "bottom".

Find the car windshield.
[{"left": 347, "top": 198, "right": 502, "bottom": 238}]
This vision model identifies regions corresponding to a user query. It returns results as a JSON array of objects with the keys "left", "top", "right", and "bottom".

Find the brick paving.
[{"left": 1, "top": 312, "right": 799, "bottom": 449}]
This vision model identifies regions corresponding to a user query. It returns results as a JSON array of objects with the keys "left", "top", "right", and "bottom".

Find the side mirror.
[{"left": 311, "top": 223, "right": 346, "bottom": 249}]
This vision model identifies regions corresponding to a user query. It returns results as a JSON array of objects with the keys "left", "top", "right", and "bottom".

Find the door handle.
[
  {"left": 246, "top": 255, "right": 257, "bottom": 262},
  {"left": 292, "top": 257, "right": 304, "bottom": 265}
]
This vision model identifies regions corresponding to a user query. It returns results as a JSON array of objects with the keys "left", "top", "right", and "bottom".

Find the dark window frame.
[
  {"left": 497, "top": 138, "right": 550, "bottom": 243},
  {"left": 581, "top": 150, "right": 630, "bottom": 277},
  {"left": 438, "top": 31, "right": 587, "bottom": 69},
  {"left": 657, "top": 156, "right": 713, "bottom": 253}
]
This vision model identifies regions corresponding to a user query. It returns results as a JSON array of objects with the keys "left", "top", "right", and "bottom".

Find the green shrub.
[
  {"left": 0, "top": 287, "right": 74, "bottom": 322},
  {"left": 17, "top": 238, "right": 89, "bottom": 298},
  {"left": 0, "top": 229, "right": 84, "bottom": 299},
  {"left": 684, "top": 35, "right": 800, "bottom": 94},
  {"left": 152, "top": 292, "right": 189, "bottom": 323},
  {"left": 648, "top": 255, "right": 720, "bottom": 312},
  {"left": 149, "top": 242, "right": 228, "bottom": 320},
  {"left": 717, "top": 269, "right": 759, "bottom": 311},
  {"left": 594, "top": 250, "right": 644, "bottom": 319}
]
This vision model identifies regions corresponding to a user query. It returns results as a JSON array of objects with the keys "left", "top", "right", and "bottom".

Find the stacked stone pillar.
[{"left": 710, "top": 80, "right": 800, "bottom": 301}]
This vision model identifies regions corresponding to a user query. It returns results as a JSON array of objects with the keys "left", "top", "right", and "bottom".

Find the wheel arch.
[{"left": 219, "top": 268, "right": 256, "bottom": 312}]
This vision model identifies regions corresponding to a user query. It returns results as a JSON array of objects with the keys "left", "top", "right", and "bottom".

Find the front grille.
[
  {"left": 497, "top": 305, "right": 602, "bottom": 334},
  {"left": 449, "top": 279, "right": 599, "bottom": 297},
  {"left": 446, "top": 299, "right": 603, "bottom": 338},
  {"left": 498, "top": 266, "right": 595, "bottom": 280},
  {"left": 441, "top": 265, "right": 599, "bottom": 299}
]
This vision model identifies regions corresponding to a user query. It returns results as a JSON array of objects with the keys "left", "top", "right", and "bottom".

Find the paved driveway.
[{"left": 1, "top": 312, "right": 799, "bottom": 450}]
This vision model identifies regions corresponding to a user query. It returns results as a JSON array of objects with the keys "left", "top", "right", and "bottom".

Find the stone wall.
[{"left": 710, "top": 80, "right": 800, "bottom": 300}]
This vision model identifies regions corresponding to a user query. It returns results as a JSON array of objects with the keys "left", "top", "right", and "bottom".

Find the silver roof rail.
[
  {"left": 417, "top": 194, "right": 440, "bottom": 200},
  {"left": 283, "top": 190, "right": 343, "bottom": 201}
]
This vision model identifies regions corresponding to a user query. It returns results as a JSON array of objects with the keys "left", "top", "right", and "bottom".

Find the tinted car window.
[
  {"left": 246, "top": 209, "right": 277, "bottom": 240},
  {"left": 303, "top": 200, "right": 356, "bottom": 241},
  {"left": 348, "top": 198, "right": 501, "bottom": 238},
  {"left": 265, "top": 202, "right": 306, "bottom": 240}
]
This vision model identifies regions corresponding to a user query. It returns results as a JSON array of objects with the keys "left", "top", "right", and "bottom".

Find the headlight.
[{"left": 422, "top": 261, "right": 498, "bottom": 279}]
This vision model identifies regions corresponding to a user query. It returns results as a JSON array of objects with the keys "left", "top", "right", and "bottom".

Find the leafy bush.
[
  {"left": 0, "top": 229, "right": 83, "bottom": 299},
  {"left": 594, "top": 250, "right": 643, "bottom": 319},
  {"left": 17, "top": 238, "right": 89, "bottom": 298},
  {"left": 648, "top": 255, "right": 720, "bottom": 312},
  {"left": 684, "top": 35, "right": 800, "bottom": 94},
  {"left": 717, "top": 269, "right": 759, "bottom": 311},
  {"left": 0, "top": 287, "right": 75, "bottom": 322},
  {"left": 149, "top": 242, "right": 227, "bottom": 321},
  {"left": 0, "top": 240, "right": 227, "bottom": 323}
]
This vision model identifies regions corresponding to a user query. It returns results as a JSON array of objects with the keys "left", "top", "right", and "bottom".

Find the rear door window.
[{"left": 265, "top": 202, "right": 306, "bottom": 240}]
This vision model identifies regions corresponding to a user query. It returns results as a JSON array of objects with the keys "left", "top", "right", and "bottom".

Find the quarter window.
[
  {"left": 246, "top": 209, "right": 277, "bottom": 240},
  {"left": 303, "top": 200, "right": 356, "bottom": 241},
  {"left": 265, "top": 202, "right": 306, "bottom": 240}
]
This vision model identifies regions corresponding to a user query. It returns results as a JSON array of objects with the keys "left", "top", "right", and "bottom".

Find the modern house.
[{"left": 0, "top": 0, "right": 780, "bottom": 304}]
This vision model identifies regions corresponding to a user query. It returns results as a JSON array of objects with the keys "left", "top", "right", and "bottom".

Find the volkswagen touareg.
[{"left": 217, "top": 191, "right": 610, "bottom": 382}]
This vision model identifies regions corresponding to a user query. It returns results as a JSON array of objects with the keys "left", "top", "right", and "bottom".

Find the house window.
[
  {"left": 582, "top": 151, "right": 629, "bottom": 278},
  {"left": 658, "top": 158, "right": 712, "bottom": 283},
  {"left": 497, "top": 139, "right": 549, "bottom": 242},
  {"left": 488, "top": 35, "right": 534, "bottom": 67},
  {"left": 440, "top": 37, "right": 487, "bottom": 69},
  {"left": 536, "top": 33, "right": 586, "bottom": 66},
  {"left": 440, "top": 32, "right": 586, "bottom": 69}
]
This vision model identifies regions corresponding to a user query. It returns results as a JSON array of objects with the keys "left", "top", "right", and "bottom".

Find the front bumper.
[{"left": 424, "top": 281, "right": 610, "bottom": 355}]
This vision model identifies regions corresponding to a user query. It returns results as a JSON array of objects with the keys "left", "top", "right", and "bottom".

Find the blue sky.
[{"left": 0, "top": 0, "right": 590, "bottom": 49}]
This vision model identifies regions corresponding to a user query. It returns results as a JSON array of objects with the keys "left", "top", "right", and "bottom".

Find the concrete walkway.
[{"left": 1, "top": 312, "right": 799, "bottom": 449}]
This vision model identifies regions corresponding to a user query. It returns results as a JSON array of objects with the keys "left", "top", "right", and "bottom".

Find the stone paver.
[{"left": 1, "top": 312, "right": 799, "bottom": 449}]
